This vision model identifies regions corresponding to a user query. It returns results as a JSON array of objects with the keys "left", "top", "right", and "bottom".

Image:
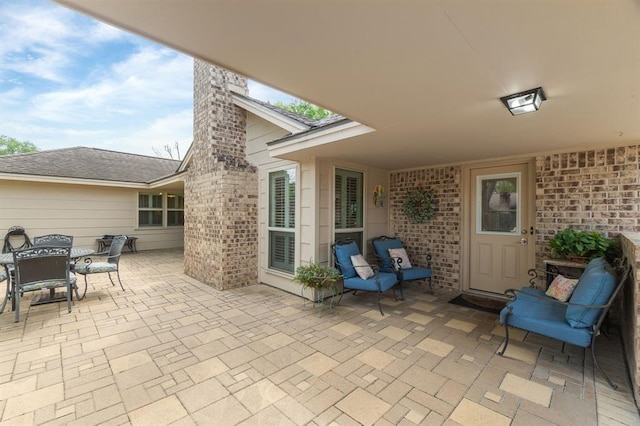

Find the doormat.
[{"left": 448, "top": 294, "right": 507, "bottom": 315}]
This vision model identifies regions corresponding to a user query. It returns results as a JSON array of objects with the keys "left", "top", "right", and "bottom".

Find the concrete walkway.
[{"left": 0, "top": 249, "right": 638, "bottom": 425}]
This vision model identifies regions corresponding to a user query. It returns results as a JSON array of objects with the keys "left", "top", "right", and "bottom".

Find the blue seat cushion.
[
  {"left": 343, "top": 272, "right": 397, "bottom": 293},
  {"left": 372, "top": 238, "right": 404, "bottom": 271},
  {"left": 500, "top": 287, "right": 593, "bottom": 347},
  {"left": 333, "top": 241, "right": 361, "bottom": 279},
  {"left": 566, "top": 260, "right": 616, "bottom": 328},
  {"left": 399, "top": 267, "right": 432, "bottom": 281}
]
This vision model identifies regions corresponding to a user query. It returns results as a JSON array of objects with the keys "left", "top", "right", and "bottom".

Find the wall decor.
[
  {"left": 373, "top": 184, "right": 386, "bottom": 207},
  {"left": 403, "top": 189, "right": 435, "bottom": 223}
]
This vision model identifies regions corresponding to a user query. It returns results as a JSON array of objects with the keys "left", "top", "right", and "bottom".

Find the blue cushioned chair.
[
  {"left": 332, "top": 240, "right": 400, "bottom": 315},
  {"left": 372, "top": 236, "right": 433, "bottom": 294},
  {"left": 499, "top": 257, "right": 629, "bottom": 389}
]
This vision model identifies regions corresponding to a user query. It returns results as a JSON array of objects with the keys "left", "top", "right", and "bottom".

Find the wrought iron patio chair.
[
  {"left": 33, "top": 234, "right": 74, "bottom": 247},
  {"left": 74, "top": 235, "right": 126, "bottom": 299},
  {"left": 11, "top": 246, "right": 75, "bottom": 322},
  {"left": 332, "top": 240, "right": 400, "bottom": 315},
  {"left": 372, "top": 236, "right": 433, "bottom": 294},
  {"left": 0, "top": 268, "right": 7, "bottom": 314},
  {"left": 2, "top": 225, "right": 32, "bottom": 253}
]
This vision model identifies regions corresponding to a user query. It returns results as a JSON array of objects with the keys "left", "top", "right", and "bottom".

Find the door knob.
[{"left": 520, "top": 238, "right": 528, "bottom": 246}]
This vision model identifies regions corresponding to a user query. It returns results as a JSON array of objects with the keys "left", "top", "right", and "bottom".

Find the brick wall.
[
  {"left": 184, "top": 60, "right": 258, "bottom": 290},
  {"left": 389, "top": 166, "right": 462, "bottom": 289},
  {"left": 535, "top": 145, "right": 640, "bottom": 266},
  {"left": 620, "top": 233, "right": 640, "bottom": 406}
]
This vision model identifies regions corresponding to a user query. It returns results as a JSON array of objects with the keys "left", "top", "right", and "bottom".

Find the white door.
[{"left": 468, "top": 162, "right": 535, "bottom": 295}]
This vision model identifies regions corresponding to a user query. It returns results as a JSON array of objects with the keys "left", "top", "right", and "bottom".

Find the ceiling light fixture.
[{"left": 500, "top": 87, "right": 546, "bottom": 115}]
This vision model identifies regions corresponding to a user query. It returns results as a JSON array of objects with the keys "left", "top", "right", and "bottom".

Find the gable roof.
[
  {"left": 0, "top": 147, "right": 181, "bottom": 184},
  {"left": 235, "top": 93, "right": 347, "bottom": 129}
]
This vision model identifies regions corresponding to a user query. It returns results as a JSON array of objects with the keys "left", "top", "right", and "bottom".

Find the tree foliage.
[
  {"left": 274, "top": 101, "right": 333, "bottom": 121},
  {"left": 0, "top": 135, "right": 38, "bottom": 155}
]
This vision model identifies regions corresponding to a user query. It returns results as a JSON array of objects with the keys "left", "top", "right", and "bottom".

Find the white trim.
[
  {"left": 474, "top": 172, "right": 521, "bottom": 235},
  {"left": 0, "top": 171, "right": 184, "bottom": 189},
  {"left": 268, "top": 122, "right": 375, "bottom": 158},
  {"left": 232, "top": 93, "right": 310, "bottom": 133}
]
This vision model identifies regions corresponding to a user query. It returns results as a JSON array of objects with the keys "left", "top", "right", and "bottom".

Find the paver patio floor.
[{"left": 0, "top": 249, "right": 638, "bottom": 425}]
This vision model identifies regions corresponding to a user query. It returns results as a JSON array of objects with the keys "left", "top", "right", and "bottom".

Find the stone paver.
[{"left": 0, "top": 248, "right": 638, "bottom": 425}]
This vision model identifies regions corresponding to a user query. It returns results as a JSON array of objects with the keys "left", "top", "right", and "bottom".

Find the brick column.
[{"left": 184, "top": 60, "right": 258, "bottom": 290}]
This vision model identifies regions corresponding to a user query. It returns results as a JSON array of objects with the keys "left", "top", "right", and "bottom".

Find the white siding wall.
[
  {"left": 247, "top": 113, "right": 304, "bottom": 294},
  {"left": 246, "top": 113, "right": 391, "bottom": 298},
  {"left": 317, "top": 159, "right": 390, "bottom": 263},
  {"left": 0, "top": 180, "right": 183, "bottom": 251}
]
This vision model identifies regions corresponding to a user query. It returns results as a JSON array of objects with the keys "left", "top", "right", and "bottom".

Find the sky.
[{"left": 0, "top": 0, "right": 295, "bottom": 159}]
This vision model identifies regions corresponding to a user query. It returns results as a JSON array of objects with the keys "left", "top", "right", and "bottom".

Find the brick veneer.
[
  {"left": 389, "top": 166, "right": 462, "bottom": 289},
  {"left": 184, "top": 60, "right": 258, "bottom": 290},
  {"left": 535, "top": 145, "right": 640, "bottom": 407},
  {"left": 535, "top": 145, "right": 640, "bottom": 267},
  {"left": 620, "top": 233, "right": 640, "bottom": 406}
]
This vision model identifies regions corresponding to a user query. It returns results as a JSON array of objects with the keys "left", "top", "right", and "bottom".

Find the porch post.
[{"left": 184, "top": 60, "right": 258, "bottom": 290}]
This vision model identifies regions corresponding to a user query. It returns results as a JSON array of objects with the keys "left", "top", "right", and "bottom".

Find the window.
[
  {"left": 334, "top": 168, "right": 364, "bottom": 250},
  {"left": 138, "top": 192, "right": 185, "bottom": 227},
  {"left": 477, "top": 173, "right": 519, "bottom": 234},
  {"left": 269, "top": 168, "right": 296, "bottom": 273},
  {"left": 139, "top": 193, "right": 163, "bottom": 227},
  {"left": 167, "top": 193, "right": 185, "bottom": 227}
]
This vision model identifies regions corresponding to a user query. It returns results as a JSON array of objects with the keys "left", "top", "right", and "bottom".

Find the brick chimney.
[{"left": 184, "top": 60, "right": 258, "bottom": 290}]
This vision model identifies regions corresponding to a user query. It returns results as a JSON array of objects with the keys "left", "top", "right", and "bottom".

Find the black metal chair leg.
[
  {"left": 115, "top": 270, "right": 125, "bottom": 291},
  {"left": 377, "top": 291, "right": 384, "bottom": 316},
  {"left": 591, "top": 339, "right": 618, "bottom": 390},
  {"left": 74, "top": 275, "right": 88, "bottom": 301},
  {"left": 499, "top": 318, "right": 511, "bottom": 356},
  {"left": 427, "top": 277, "right": 434, "bottom": 294}
]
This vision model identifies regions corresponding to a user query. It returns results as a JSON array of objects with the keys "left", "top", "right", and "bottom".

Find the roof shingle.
[{"left": 0, "top": 147, "right": 181, "bottom": 183}]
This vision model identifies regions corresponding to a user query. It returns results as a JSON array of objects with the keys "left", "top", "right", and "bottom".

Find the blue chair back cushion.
[
  {"left": 499, "top": 288, "right": 593, "bottom": 347},
  {"left": 343, "top": 272, "right": 397, "bottom": 293},
  {"left": 333, "top": 241, "right": 361, "bottom": 279},
  {"left": 565, "top": 260, "right": 616, "bottom": 328},
  {"left": 372, "top": 238, "right": 403, "bottom": 271}
]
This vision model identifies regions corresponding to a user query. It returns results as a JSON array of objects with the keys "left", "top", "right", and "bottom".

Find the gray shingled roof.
[
  {"left": 237, "top": 93, "right": 348, "bottom": 129},
  {"left": 0, "top": 147, "right": 181, "bottom": 183}
]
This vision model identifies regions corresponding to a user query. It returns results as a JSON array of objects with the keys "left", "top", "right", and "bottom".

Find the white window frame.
[
  {"left": 333, "top": 167, "right": 365, "bottom": 251},
  {"left": 268, "top": 167, "right": 297, "bottom": 274},
  {"left": 138, "top": 192, "right": 185, "bottom": 228}
]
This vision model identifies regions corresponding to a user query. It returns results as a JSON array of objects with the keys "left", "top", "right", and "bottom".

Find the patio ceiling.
[{"left": 53, "top": 0, "right": 640, "bottom": 170}]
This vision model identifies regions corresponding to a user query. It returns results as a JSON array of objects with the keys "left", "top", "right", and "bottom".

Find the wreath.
[{"left": 403, "top": 190, "right": 435, "bottom": 223}]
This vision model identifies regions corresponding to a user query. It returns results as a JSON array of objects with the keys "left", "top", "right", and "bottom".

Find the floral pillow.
[
  {"left": 545, "top": 274, "right": 579, "bottom": 302},
  {"left": 350, "top": 254, "right": 374, "bottom": 280},
  {"left": 388, "top": 248, "right": 412, "bottom": 270}
]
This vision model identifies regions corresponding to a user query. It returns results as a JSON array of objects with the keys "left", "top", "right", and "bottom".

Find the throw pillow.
[
  {"left": 350, "top": 254, "right": 374, "bottom": 280},
  {"left": 388, "top": 248, "right": 412, "bottom": 270},
  {"left": 545, "top": 274, "right": 579, "bottom": 302}
]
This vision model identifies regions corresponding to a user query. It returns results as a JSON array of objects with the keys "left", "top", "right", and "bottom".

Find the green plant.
[
  {"left": 494, "top": 180, "right": 516, "bottom": 194},
  {"left": 293, "top": 261, "right": 341, "bottom": 290},
  {"left": 548, "top": 229, "right": 611, "bottom": 260}
]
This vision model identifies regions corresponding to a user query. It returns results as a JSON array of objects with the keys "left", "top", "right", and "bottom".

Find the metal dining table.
[{"left": 0, "top": 247, "right": 95, "bottom": 310}]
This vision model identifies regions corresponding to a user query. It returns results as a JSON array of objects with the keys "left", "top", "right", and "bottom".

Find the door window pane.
[{"left": 478, "top": 175, "right": 519, "bottom": 233}]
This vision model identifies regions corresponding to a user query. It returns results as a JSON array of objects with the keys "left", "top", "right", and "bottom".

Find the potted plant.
[
  {"left": 548, "top": 229, "right": 611, "bottom": 262},
  {"left": 294, "top": 261, "right": 341, "bottom": 314}
]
